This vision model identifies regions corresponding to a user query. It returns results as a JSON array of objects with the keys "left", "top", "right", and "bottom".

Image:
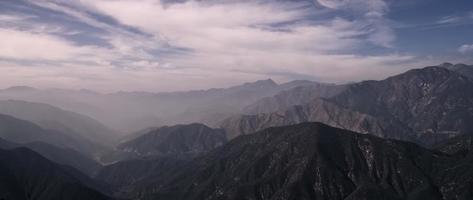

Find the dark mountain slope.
[
  {"left": 0, "top": 148, "right": 111, "bottom": 200},
  {"left": 132, "top": 123, "right": 473, "bottom": 200},
  {"left": 117, "top": 123, "right": 226, "bottom": 157},
  {"left": 96, "top": 156, "right": 191, "bottom": 198},
  {"left": 433, "top": 134, "right": 473, "bottom": 155},
  {"left": 0, "top": 138, "right": 101, "bottom": 177}
]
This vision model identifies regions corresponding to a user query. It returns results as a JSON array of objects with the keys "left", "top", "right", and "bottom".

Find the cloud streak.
[{"left": 0, "top": 0, "right": 439, "bottom": 92}]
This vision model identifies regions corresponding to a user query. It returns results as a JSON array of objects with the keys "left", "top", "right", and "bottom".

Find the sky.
[{"left": 0, "top": 0, "right": 472, "bottom": 92}]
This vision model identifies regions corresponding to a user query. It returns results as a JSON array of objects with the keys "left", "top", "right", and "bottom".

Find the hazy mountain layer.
[
  {"left": 0, "top": 100, "right": 118, "bottom": 145},
  {"left": 0, "top": 79, "right": 319, "bottom": 132},
  {"left": 0, "top": 113, "right": 104, "bottom": 157}
]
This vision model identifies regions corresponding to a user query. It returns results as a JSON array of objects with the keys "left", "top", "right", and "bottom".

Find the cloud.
[
  {"left": 0, "top": 0, "right": 421, "bottom": 92},
  {"left": 0, "top": 28, "right": 96, "bottom": 60},
  {"left": 437, "top": 16, "right": 463, "bottom": 24},
  {"left": 316, "top": 0, "right": 394, "bottom": 47},
  {"left": 317, "top": 0, "right": 387, "bottom": 12},
  {"left": 434, "top": 11, "right": 473, "bottom": 27},
  {"left": 459, "top": 44, "right": 473, "bottom": 54}
]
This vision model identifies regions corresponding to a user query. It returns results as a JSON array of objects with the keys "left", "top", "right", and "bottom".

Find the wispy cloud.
[
  {"left": 434, "top": 11, "right": 473, "bottom": 27},
  {"left": 0, "top": 28, "right": 105, "bottom": 61},
  {"left": 316, "top": 0, "right": 394, "bottom": 47},
  {"left": 0, "top": 0, "right": 427, "bottom": 91}
]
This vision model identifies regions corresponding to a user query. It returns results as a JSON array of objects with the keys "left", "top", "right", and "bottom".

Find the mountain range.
[
  {"left": 96, "top": 123, "right": 473, "bottom": 200},
  {"left": 0, "top": 79, "right": 318, "bottom": 132},
  {"left": 0, "top": 63, "right": 473, "bottom": 200},
  {"left": 222, "top": 64, "right": 473, "bottom": 146}
]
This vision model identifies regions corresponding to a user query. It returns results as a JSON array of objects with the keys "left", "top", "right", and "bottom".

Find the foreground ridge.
[{"left": 100, "top": 122, "right": 473, "bottom": 200}]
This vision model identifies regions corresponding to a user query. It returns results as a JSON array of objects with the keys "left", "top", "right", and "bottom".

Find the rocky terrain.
[
  {"left": 223, "top": 66, "right": 473, "bottom": 146},
  {"left": 98, "top": 123, "right": 473, "bottom": 200},
  {"left": 0, "top": 63, "right": 473, "bottom": 200}
]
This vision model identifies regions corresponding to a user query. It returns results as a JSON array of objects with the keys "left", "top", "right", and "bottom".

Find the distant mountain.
[
  {"left": 0, "top": 113, "right": 104, "bottom": 157},
  {"left": 1, "top": 86, "right": 37, "bottom": 92},
  {"left": 0, "top": 79, "right": 319, "bottom": 132},
  {"left": 117, "top": 123, "right": 227, "bottom": 157},
  {"left": 243, "top": 83, "right": 347, "bottom": 114},
  {"left": 144, "top": 79, "right": 318, "bottom": 127},
  {"left": 0, "top": 147, "right": 111, "bottom": 200},
  {"left": 0, "top": 100, "right": 118, "bottom": 145},
  {"left": 223, "top": 98, "right": 413, "bottom": 140},
  {"left": 222, "top": 66, "right": 473, "bottom": 145},
  {"left": 112, "top": 123, "right": 473, "bottom": 200}
]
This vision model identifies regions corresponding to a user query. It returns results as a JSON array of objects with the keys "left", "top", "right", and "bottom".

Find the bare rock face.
[
  {"left": 120, "top": 123, "right": 473, "bottom": 200},
  {"left": 222, "top": 66, "right": 473, "bottom": 146},
  {"left": 117, "top": 123, "right": 227, "bottom": 157}
]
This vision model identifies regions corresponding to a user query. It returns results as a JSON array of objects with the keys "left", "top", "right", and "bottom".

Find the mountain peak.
[
  {"left": 254, "top": 78, "right": 277, "bottom": 85},
  {"left": 242, "top": 79, "right": 278, "bottom": 88}
]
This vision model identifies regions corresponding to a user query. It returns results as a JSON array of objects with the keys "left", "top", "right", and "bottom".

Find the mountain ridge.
[
  {"left": 222, "top": 65, "right": 473, "bottom": 146},
  {"left": 104, "top": 122, "right": 473, "bottom": 200}
]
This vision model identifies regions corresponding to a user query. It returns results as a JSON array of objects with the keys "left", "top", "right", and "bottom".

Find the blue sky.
[{"left": 0, "top": 0, "right": 472, "bottom": 92}]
